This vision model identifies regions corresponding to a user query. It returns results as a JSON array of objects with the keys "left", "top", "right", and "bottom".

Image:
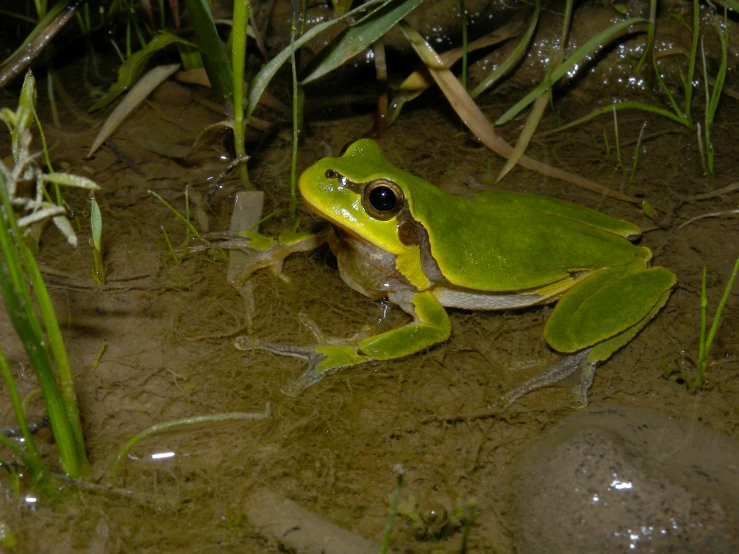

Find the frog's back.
[{"left": 406, "top": 186, "right": 649, "bottom": 292}]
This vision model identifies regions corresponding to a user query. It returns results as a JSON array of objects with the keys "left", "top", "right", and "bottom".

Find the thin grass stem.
[
  {"left": 460, "top": 0, "right": 467, "bottom": 89},
  {"left": 613, "top": 107, "right": 622, "bottom": 166},
  {"left": 629, "top": 121, "right": 646, "bottom": 180},
  {"left": 107, "top": 404, "right": 271, "bottom": 480},
  {"left": 380, "top": 465, "right": 404, "bottom": 554},
  {"left": 0, "top": 349, "right": 45, "bottom": 472},
  {"left": 697, "top": 266, "right": 708, "bottom": 368},
  {"left": 232, "top": 0, "right": 251, "bottom": 189},
  {"left": 684, "top": 0, "right": 699, "bottom": 121},
  {"left": 459, "top": 498, "right": 477, "bottom": 554},
  {"left": 148, "top": 190, "right": 205, "bottom": 242},
  {"left": 692, "top": 257, "right": 739, "bottom": 391},
  {"left": 290, "top": 11, "right": 299, "bottom": 219}
]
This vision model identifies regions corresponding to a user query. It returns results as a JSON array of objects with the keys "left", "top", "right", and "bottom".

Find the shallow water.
[{"left": 0, "top": 15, "right": 738, "bottom": 554}]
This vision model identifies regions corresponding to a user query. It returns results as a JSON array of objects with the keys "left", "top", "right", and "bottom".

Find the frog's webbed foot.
[
  {"left": 503, "top": 349, "right": 596, "bottom": 410},
  {"left": 236, "top": 291, "right": 451, "bottom": 397},
  {"left": 235, "top": 335, "right": 371, "bottom": 397}
]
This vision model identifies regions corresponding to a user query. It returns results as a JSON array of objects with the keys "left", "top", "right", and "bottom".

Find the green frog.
[{"left": 227, "top": 139, "right": 675, "bottom": 407}]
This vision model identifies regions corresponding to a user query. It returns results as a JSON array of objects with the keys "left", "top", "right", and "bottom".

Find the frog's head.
[{"left": 298, "top": 139, "right": 417, "bottom": 257}]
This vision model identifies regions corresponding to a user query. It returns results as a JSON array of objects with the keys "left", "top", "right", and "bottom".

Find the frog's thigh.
[
  {"left": 544, "top": 265, "right": 676, "bottom": 358},
  {"left": 358, "top": 291, "right": 451, "bottom": 360}
]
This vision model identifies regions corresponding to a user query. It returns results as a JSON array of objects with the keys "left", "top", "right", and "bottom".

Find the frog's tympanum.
[{"left": 229, "top": 139, "right": 676, "bottom": 407}]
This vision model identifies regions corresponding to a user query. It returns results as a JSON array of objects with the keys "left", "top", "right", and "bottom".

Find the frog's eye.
[
  {"left": 325, "top": 169, "right": 338, "bottom": 179},
  {"left": 363, "top": 179, "right": 404, "bottom": 220}
]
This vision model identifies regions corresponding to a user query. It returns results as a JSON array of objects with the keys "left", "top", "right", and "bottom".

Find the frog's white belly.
[
  {"left": 432, "top": 286, "right": 544, "bottom": 310},
  {"left": 432, "top": 273, "right": 577, "bottom": 310}
]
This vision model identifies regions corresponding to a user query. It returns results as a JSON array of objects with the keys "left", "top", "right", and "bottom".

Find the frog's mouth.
[{"left": 301, "top": 197, "right": 365, "bottom": 241}]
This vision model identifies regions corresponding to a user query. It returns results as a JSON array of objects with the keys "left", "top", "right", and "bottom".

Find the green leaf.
[
  {"left": 185, "top": 0, "right": 233, "bottom": 100},
  {"left": 90, "top": 195, "right": 102, "bottom": 252},
  {"left": 539, "top": 101, "right": 689, "bottom": 136},
  {"left": 90, "top": 31, "right": 196, "bottom": 111},
  {"left": 496, "top": 17, "right": 646, "bottom": 125},
  {"left": 301, "top": 0, "right": 425, "bottom": 84},
  {"left": 87, "top": 63, "right": 181, "bottom": 157},
  {"left": 42, "top": 172, "right": 101, "bottom": 190},
  {"left": 0, "top": 0, "right": 71, "bottom": 68},
  {"left": 470, "top": 0, "right": 540, "bottom": 98},
  {"left": 246, "top": 0, "right": 390, "bottom": 119}
]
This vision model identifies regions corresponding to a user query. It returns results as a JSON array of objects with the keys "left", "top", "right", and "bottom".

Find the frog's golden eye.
[{"left": 363, "top": 179, "right": 404, "bottom": 220}]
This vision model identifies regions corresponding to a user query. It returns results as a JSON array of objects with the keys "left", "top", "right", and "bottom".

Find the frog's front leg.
[
  {"left": 206, "top": 227, "right": 332, "bottom": 286},
  {"left": 235, "top": 290, "right": 451, "bottom": 396}
]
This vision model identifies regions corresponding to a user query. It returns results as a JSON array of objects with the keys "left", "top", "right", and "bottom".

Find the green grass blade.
[
  {"left": 700, "top": 39, "right": 712, "bottom": 173},
  {"left": 496, "top": 17, "right": 645, "bottom": 125},
  {"left": 186, "top": 0, "right": 234, "bottom": 102},
  {"left": 90, "top": 31, "right": 196, "bottom": 111},
  {"left": 497, "top": 0, "right": 565, "bottom": 182},
  {"left": 470, "top": 0, "right": 539, "bottom": 98},
  {"left": 301, "top": 0, "right": 424, "bottom": 84},
  {"left": 379, "top": 467, "right": 403, "bottom": 554},
  {"left": 0, "top": 185, "right": 80, "bottom": 478},
  {"left": 539, "top": 101, "right": 689, "bottom": 136},
  {"left": 692, "top": 256, "right": 739, "bottom": 391},
  {"left": 613, "top": 107, "right": 622, "bottom": 166},
  {"left": 460, "top": 0, "right": 468, "bottom": 89},
  {"left": 246, "top": 0, "right": 389, "bottom": 118},
  {"left": 19, "top": 232, "right": 90, "bottom": 476},
  {"left": 697, "top": 266, "right": 708, "bottom": 370},
  {"left": 0, "top": 348, "right": 45, "bottom": 473},
  {"left": 704, "top": 256, "right": 739, "bottom": 363},
  {"left": 1, "top": 1, "right": 70, "bottom": 66},
  {"left": 399, "top": 21, "right": 641, "bottom": 205},
  {"left": 107, "top": 405, "right": 271, "bottom": 480},
  {"left": 629, "top": 121, "right": 646, "bottom": 180},
  {"left": 652, "top": 48, "right": 690, "bottom": 125},
  {"left": 684, "top": 0, "right": 699, "bottom": 121},
  {"left": 231, "top": 0, "right": 251, "bottom": 188},
  {"left": 290, "top": 18, "right": 300, "bottom": 219},
  {"left": 90, "top": 195, "right": 102, "bottom": 252},
  {"left": 635, "top": 0, "right": 656, "bottom": 71},
  {"left": 707, "top": 15, "right": 728, "bottom": 124}
]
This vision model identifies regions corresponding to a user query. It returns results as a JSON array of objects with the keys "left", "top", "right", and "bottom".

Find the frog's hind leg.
[
  {"left": 505, "top": 263, "right": 675, "bottom": 409},
  {"left": 503, "top": 349, "right": 593, "bottom": 409}
]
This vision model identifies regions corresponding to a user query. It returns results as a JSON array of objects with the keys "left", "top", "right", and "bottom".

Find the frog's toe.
[
  {"left": 235, "top": 336, "right": 329, "bottom": 396},
  {"left": 503, "top": 349, "right": 594, "bottom": 409},
  {"left": 235, "top": 337, "right": 371, "bottom": 396},
  {"left": 280, "top": 362, "right": 327, "bottom": 397},
  {"left": 234, "top": 335, "right": 318, "bottom": 360},
  {"left": 569, "top": 359, "right": 597, "bottom": 409},
  {"left": 282, "top": 345, "right": 372, "bottom": 396}
]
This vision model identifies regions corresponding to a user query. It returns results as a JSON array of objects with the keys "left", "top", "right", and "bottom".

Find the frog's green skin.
[{"left": 231, "top": 139, "right": 675, "bottom": 406}]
